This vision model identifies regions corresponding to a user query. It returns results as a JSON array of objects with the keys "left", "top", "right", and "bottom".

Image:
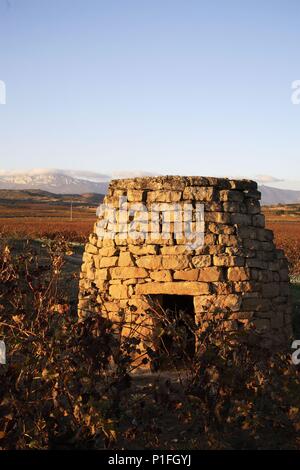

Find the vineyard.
[
  {"left": 0, "top": 191, "right": 97, "bottom": 243},
  {"left": 268, "top": 222, "right": 300, "bottom": 278},
  {"left": 0, "top": 218, "right": 93, "bottom": 243}
]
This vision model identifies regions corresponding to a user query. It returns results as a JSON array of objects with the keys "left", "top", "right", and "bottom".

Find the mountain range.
[
  {"left": 259, "top": 185, "right": 300, "bottom": 205},
  {"left": 0, "top": 170, "right": 299, "bottom": 206},
  {"left": 0, "top": 170, "right": 110, "bottom": 195}
]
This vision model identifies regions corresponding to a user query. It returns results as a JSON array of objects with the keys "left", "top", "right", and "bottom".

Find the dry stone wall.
[{"left": 78, "top": 176, "right": 293, "bottom": 357}]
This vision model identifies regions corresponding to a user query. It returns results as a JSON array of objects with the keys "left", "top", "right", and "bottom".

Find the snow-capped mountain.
[{"left": 0, "top": 169, "right": 110, "bottom": 194}]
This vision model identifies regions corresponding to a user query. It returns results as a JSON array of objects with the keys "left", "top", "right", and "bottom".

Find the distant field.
[
  {"left": 266, "top": 221, "right": 300, "bottom": 278},
  {"left": 263, "top": 203, "right": 300, "bottom": 222},
  {"left": 263, "top": 204, "right": 300, "bottom": 277},
  {"left": 0, "top": 217, "right": 95, "bottom": 242},
  {"left": 0, "top": 202, "right": 95, "bottom": 242},
  {"left": 0, "top": 190, "right": 100, "bottom": 242}
]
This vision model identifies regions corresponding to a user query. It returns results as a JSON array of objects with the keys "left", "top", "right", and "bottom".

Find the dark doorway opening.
[{"left": 150, "top": 295, "right": 196, "bottom": 371}]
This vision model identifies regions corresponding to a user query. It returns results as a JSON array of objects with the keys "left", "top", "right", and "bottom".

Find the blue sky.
[{"left": 0, "top": 0, "right": 300, "bottom": 188}]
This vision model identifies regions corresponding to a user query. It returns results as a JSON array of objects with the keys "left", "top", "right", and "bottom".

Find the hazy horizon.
[{"left": 1, "top": 166, "right": 300, "bottom": 191}]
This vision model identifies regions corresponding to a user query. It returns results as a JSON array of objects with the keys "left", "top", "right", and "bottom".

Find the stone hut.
[{"left": 78, "top": 176, "right": 292, "bottom": 365}]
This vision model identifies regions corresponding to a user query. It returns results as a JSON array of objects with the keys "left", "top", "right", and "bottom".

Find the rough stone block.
[
  {"left": 118, "top": 251, "right": 135, "bottom": 267},
  {"left": 244, "top": 188, "right": 261, "bottom": 200},
  {"left": 279, "top": 282, "right": 290, "bottom": 296},
  {"left": 233, "top": 281, "right": 260, "bottom": 293},
  {"left": 123, "top": 278, "right": 141, "bottom": 285},
  {"left": 128, "top": 244, "right": 157, "bottom": 255},
  {"left": 252, "top": 214, "right": 265, "bottom": 227},
  {"left": 85, "top": 243, "right": 98, "bottom": 255},
  {"left": 270, "top": 312, "right": 284, "bottom": 329},
  {"left": 160, "top": 245, "right": 189, "bottom": 255},
  {"left": 136, "top": 281, "right": 210, "bottom": 296},
  {"left": 246, "top": 200, "right": 260, "bottom": 214},
  {"left": 82, "top": 252, "right": 94, "bottom": 262},
  {"left": 211, "top": 282, "right": 233, "bottom": 295},
  {"left": 246, "top": 258, "right": 268, "bottom": 269},
  {"left": 208, "top": 223, "right": 235, "bottom": 235},
  {"left": 161, "top": 255, "right": 190, "bottom": 270},
  {"left": 194, "top": 294, "right": 241, "bottom": 312},
  {"left": 229, "top": 311, "right": 254, "bottom": 320},
  {"left": 227, "top": 267, "right": 250, "bottom": 281},
  {"left": 204, "top": 201, "right": 223, "bottom": 212},
  {"left": 223, "top": 201, "right": 246, "bottom": 213},
  {"left": 100, "top": 256, "right": 119, "bottom": 268},
  {"left": 262, "top": 282, "right": 280, "bottom": 298},
  {"left": 205, "top": 212, "right": 231, "bottom": 224},
  {"left": 219, "top": 190, "right": 244, "bottom": 202},
  {"left": 242, "top": 297, "right": 271, "bottom": 311},
  {"left": 173, "top": 269, "right": 199, "bottom": 281},
  {"left": 127, "top": 299, "right": 151, "bottom": 313},
  {"left": 96, "top": 269, "right": 109, "bottom": 280},
  {"left": 257, "top": 228, "right": 273, "bottom": 242},
  {"left": 86, "top": 267, "right": 95, "bottom": 281},
  {"left": 199, "top": 267, "right": 224, "bottom": 282},
  {"left": 98, "top": 246, "right": 118, "bottom": 257},
  {"left": 109, "top": 284, "right": 128, "bottom": 299},
  {"left": 229, "top": 179, "right": 257, "bottom": 191},
  {"left": 279, "top": 269, "right": 289, "bottom": 281},
  {"left": 231, "top": 213, "right": 252, "bottom": 225},
  {"left": 150, "top": 270, "right": 173, "bottom": 282},
  {"left": 192, "top": 255, "right": 211, "bottom": 268},
  {"left": 95, "top": 279, "right": 107, "bottom": 290},
  {"left": 110, "top": 267, "right": 148, "bottom": 279},
  {"left": 127, "top": 190, "right": 144, "bottom": 202},
  {"left": 206, "top": 177, "right": 231, "bottom": 188},
  {"left": 219, "top": 234, "right": 239, "bottom": 246},
  {"left": 253, "top": 318, "right": 270, "bottom": 331},
  {"left": 145, "top": 234, "right": 173, "bottom": 245},
  {"left": 136, "top": 255, "right": 163, "bottom": 269},
  {"left": 183, "top": 187, "right": 215, "bottom": 201},
  {"left": 213, "top": 255, "right": 244, "bottom": 267},
  {"left": 147, "top": 190, "right": 182, "bottom": 203}
]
